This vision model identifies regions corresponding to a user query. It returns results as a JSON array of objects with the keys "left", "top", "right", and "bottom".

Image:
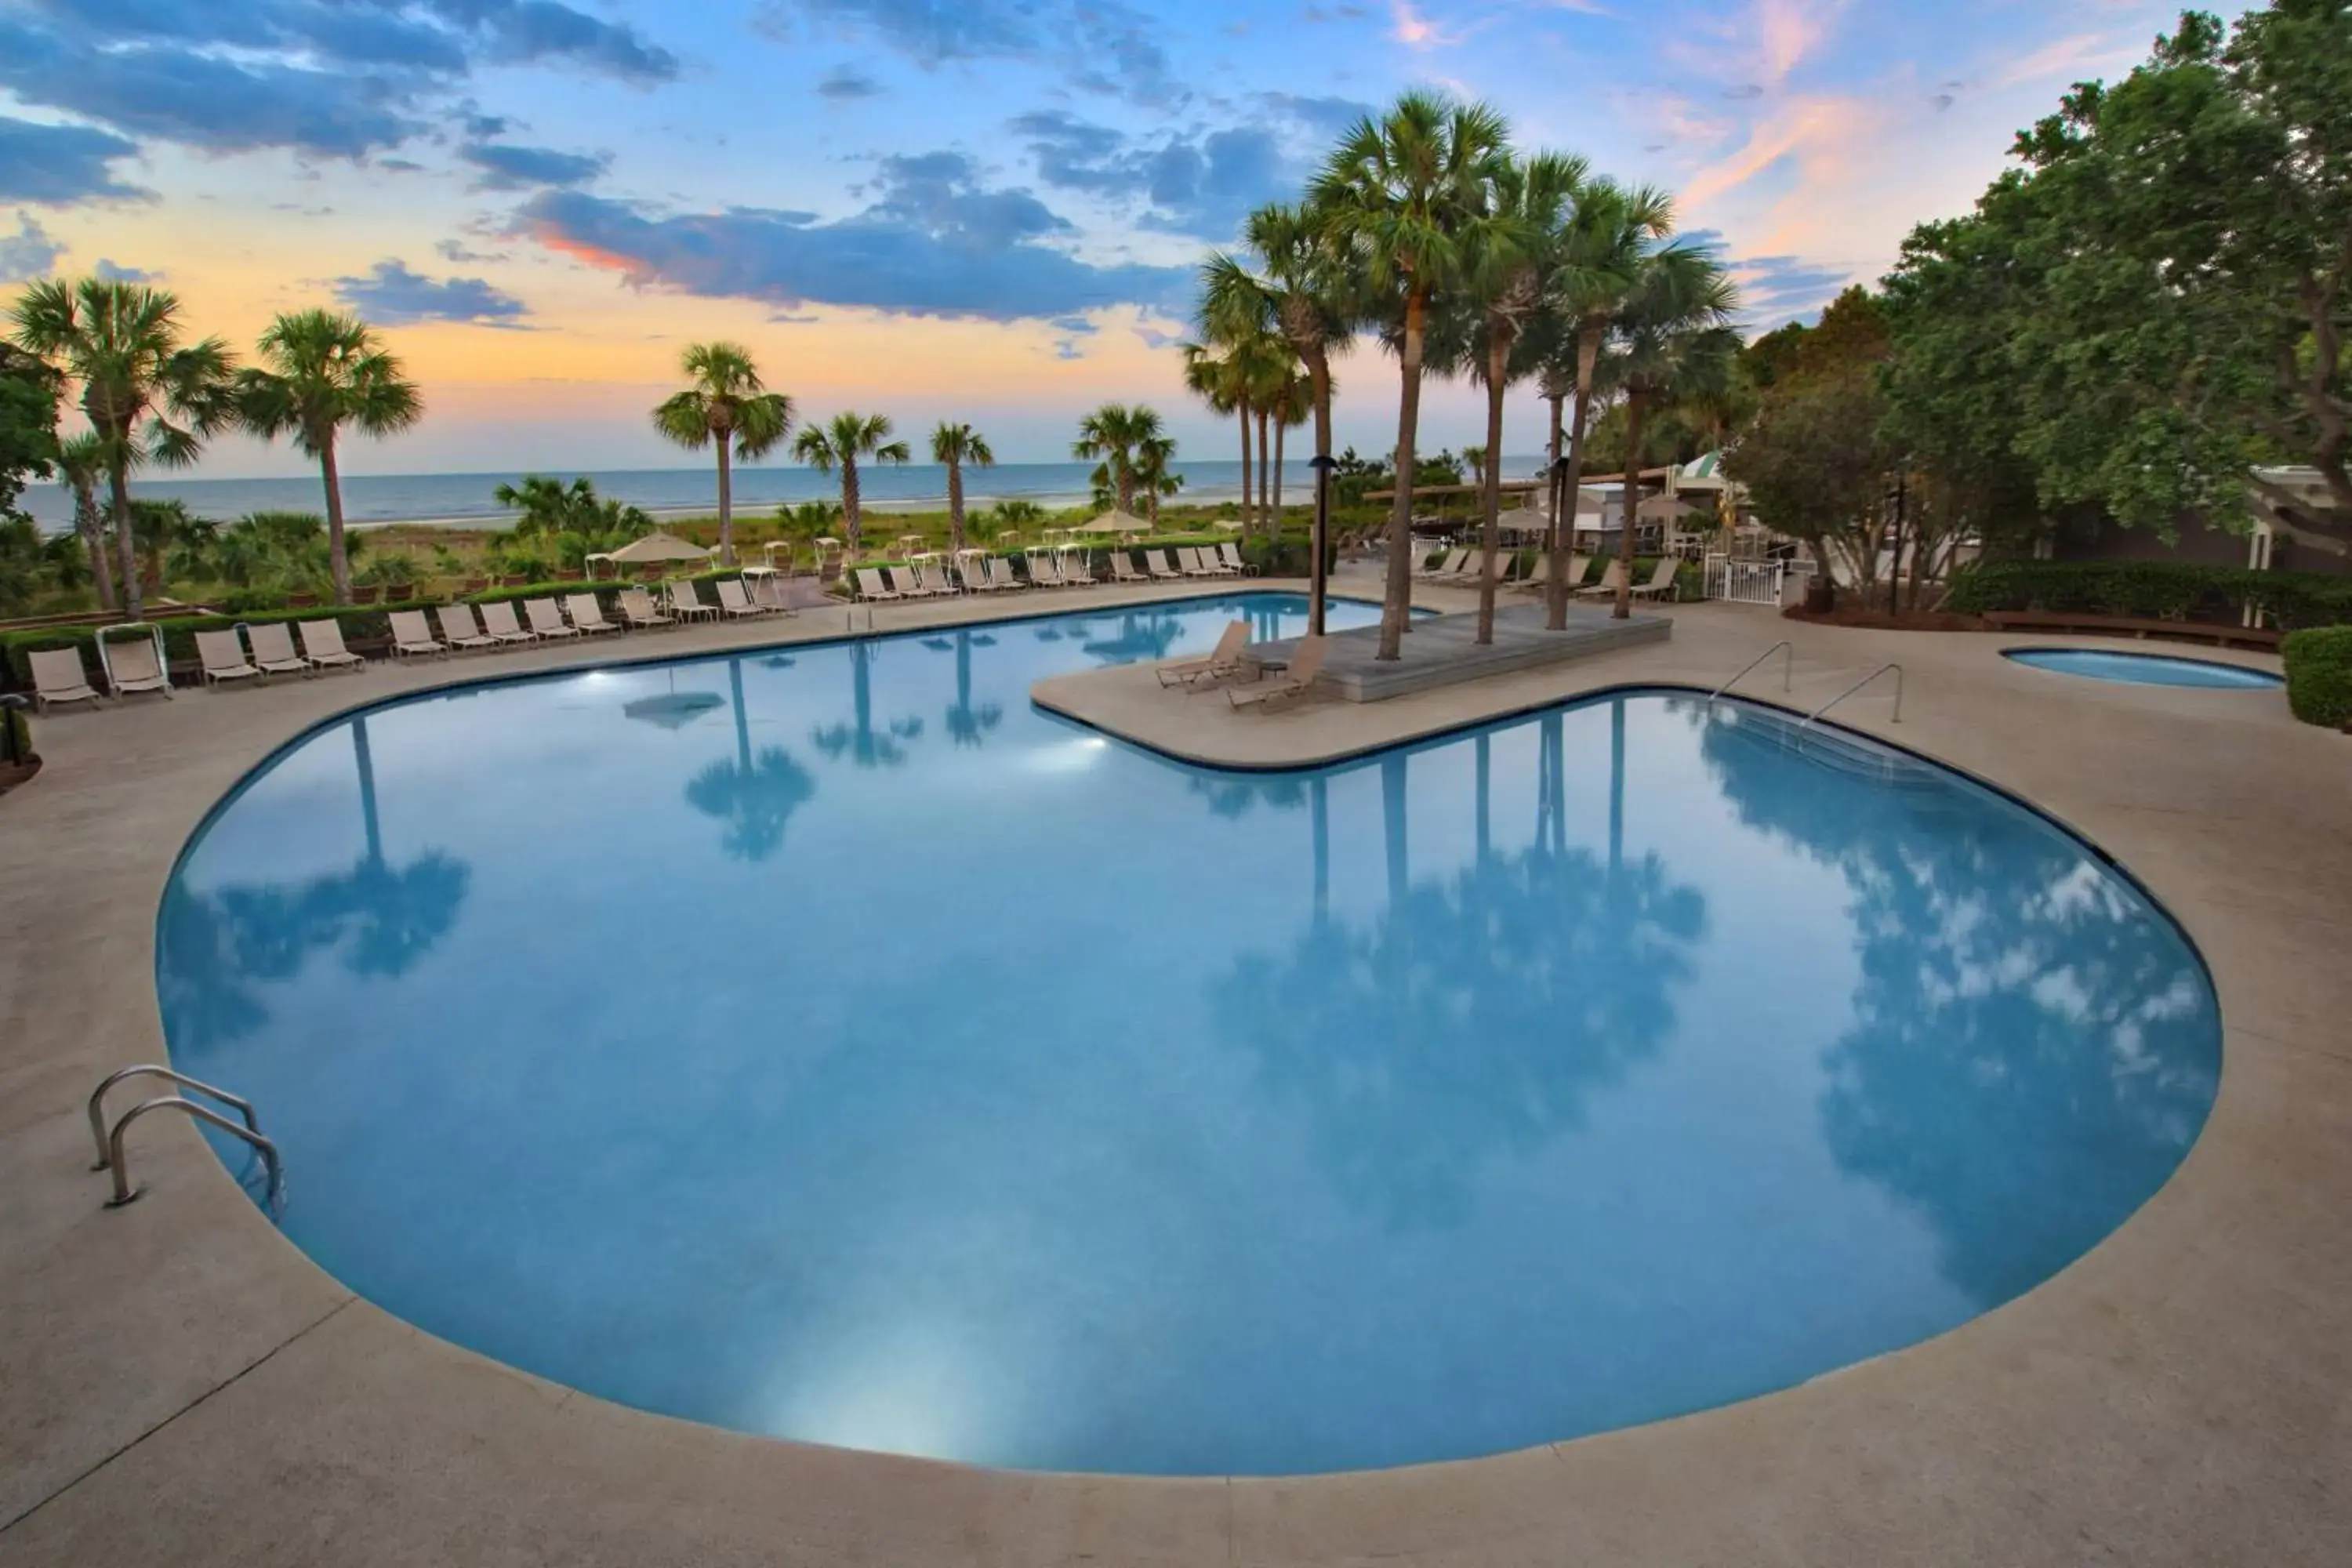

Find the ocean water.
[{"left": 162, "top": 594, "right": 2220, "bottom": 1475}]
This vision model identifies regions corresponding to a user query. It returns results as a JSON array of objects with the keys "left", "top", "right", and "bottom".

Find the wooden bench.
[{"left": 1981, "top": 611, "right": 2284, "bottom": 651}]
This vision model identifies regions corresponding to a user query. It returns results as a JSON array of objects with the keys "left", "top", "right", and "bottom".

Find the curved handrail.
[
  {"left": 1710, "top": 640, "right": 1793, "bottom": 702},
  {"left": 105, "top": 1096, "right": 283, "bottom": 1210},
  {"left": 1801, "top": 662, "right": 1904, "bottom": 728},
  {"left": 89, "top": 1065, "right": 260, "bottom": 1171}
]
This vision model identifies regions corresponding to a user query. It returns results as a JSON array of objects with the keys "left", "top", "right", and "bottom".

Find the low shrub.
[
  {"left": 2283, "top": 626, "right": 2352, "bottom": 728},
  {"left": 2, "top": 702, "right": 31, "bottom": 765},
  {"left": 1944, "top": 561, "right": 2352, "bottom": 630}
]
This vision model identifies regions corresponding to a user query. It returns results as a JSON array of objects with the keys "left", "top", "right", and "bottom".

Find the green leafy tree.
[
  {"left": 1134, "top": 433, "right": 1181, "bottom": 522},
  {"left": 0, "top": 343, "right": 60, "bottom": 615},
  {"left": 1311, "top": 90, "right": 1514, "bottom": 659},
  {"left": 653, "top": 342, "right": 794, "bottom": 567},
  {"left": 235, "top": 309, "right": 420, "bottom": 604},
  {"left": 1179, "top": 343, "right": 1254, "bottom": 528},
  {"left": 930, "top": 421, "right": 994, "bottom": 553},
  {"left": 1071, "top": 402, "right": 1164, "bottom": 517},
  {"left": 9, "top": 278, "right": 237, "bottom": 619},
  {"left": 793, "top": 411, "right": 910, "bottom": 557}
]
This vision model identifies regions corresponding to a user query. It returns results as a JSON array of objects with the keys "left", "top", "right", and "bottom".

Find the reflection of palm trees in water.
[
  {"left": 160, "top": 713, "right": 470, "bottom": 1051},
  {"left": 1217, "top": 704, "right": 1708, "bottom": 1228},
  {"left": 1189, "top": 771, "right": 1307, "bottom": 818},
  {"left": 1693, "top": 705, "right": 2219, "bottom": 1305},
  {"left": 812, "top": 640, "right": 924, "bottom": 768},
  {"left": 942, "top": 628, "right": 1003, "bottom": 748},
  {"left": 686, "top": 658, "right": 817, "bottom": 862},
  {"left": 1080, "top": 611, "right": 1185, "bottom": 666}
]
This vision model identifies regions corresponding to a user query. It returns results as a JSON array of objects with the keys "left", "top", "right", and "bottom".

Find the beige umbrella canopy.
[
  {"left": 1636, "top": 494, "right": 1703, "bottom": 521},
  {"left": 1077, "top": 509, "right": 1152, "bottom": 534},
  {"left": 603, "top": 530, "right": 717, "bottom": 564}
]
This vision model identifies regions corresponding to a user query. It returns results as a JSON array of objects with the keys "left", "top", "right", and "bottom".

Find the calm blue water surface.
[
  {"left": 161, "top": 593, "right": 2221, "bottom": 1476},
  {"left": 2003, "top": 648, "right": 2284, "bottom": 689}
]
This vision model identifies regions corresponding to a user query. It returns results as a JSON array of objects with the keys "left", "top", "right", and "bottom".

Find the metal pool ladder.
[
  {"left": 1802, "top": 662, "right": 1904, "bottom": 728},
  {"left": 86, "top": 1065, "right": 282, "bottom": 1211},
  {"left": 1709, "top": 640, "right": 1793, "bottom": 702}
]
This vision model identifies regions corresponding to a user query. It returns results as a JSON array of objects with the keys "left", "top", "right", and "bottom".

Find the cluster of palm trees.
[
  {"left": 9, "top": 278, "right": 423, "bottom": 619},
  {"left": 1195, "top": 91, "right": 1739, "bottom": 657},
  {"left": 1072, "top": 403, "right": 1179, "bottom": 521}
]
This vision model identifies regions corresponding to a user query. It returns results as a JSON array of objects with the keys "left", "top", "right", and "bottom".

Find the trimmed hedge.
[
  {"left": 2, "top": 703, "right": 30, "bottom": 765},
  {"left": 1944, "top": 561, "right": 2352, "bottom": 630},
  {"left": 2283, "top": 626, "right": 2352, "bottom": 729}
]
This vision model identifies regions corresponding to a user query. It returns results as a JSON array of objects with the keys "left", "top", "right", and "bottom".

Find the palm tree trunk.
[
  {"left": 109, "top": 455, "right": 141, "bottom": 621},
  {"left": 78, "top": 492, "right": 115, "bottom": 612},
  {"left": 1542, "top": 389, "right": 1564, "bottom": 603},
  {"left": 1257, "top": 407, "right": 1272, "bottom": 528},
  {"left": 1379, "top": 289, "right": 1426, "bottom": 662},
  {"left": 1236, "top": 402, "right": 1253, "bottom": 535},
  {"left": 1476, "top": 332, "right": 1508, "bottom": 645},
  {"left": 948, "top": 459, "right": 966, "bottom": 554},
  {"left": 1613, "top": 391, "right": 1645, "bottom": 621},
  {"left": 1548, "top": 326, "right": 1601, "bottom": 632},
  {"left": 321, "top": 434, "right": 352, "bottom": 604},
  {"left": 717, "top": 440, "right": 736, "bottom": 566},
  {"left": 844, "top": 458, "right": 862, "bottom": 557},
  {"left": 1272, "top": 417, "right": 1286, "bottom": 521},
  {"left": 1307, "top": 347, "right": 1333, "bottom": 637}
]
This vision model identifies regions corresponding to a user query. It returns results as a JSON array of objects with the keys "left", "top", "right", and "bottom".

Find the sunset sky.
[{"left": 2, "top": 0, "right": 2183, "bottom": 478}]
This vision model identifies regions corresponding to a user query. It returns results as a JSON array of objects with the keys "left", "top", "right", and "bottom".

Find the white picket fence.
[{"left": 1703, "top": 554, "right": 1814, "bottom": 605}]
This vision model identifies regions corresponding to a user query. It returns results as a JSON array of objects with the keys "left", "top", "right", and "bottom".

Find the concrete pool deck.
[{"left": 2, "top": 570, "right": 2348, "bottom": 1566}]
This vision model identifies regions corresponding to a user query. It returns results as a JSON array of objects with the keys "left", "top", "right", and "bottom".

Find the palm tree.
[
  {"left": 493, "top": 474, "right": 597, "bottom": 532},
  {"left": 652, "top": 342, "right": 794, "bottom": 568},
  {"left": 53, "top": 431, "right": 114, "bottom": 610},
  {"left": 1267, "top": 363, "right": 1312, "bottom": 528},
  {"left": 1204, "top": 202, "right": 1360, "bottom": 633},
  {"left": 1179, "top": 344, "right": 1251, "bottom": 529},
  {"left": 1460, "top": 151, "right": 1586, "bottom": 643},
  {"left": 1135, "top": 433, "right": 1181, "bottom": 522},
  {"left": 1310, "top": 91, "right": 1514, "bottom": 660},
  {"left": 793, "top": 412, "right": 911, "bottom": 558},
  {"left": 1536, "top": 180, "right": 1674, "bottom": 630},
  {"left": 931, "top": 421, "right": 994, "bottom": 553},
  {"left": 1071, "top": 403, "right": 1163, "bottom": 516},
  {"left": 234, "top": 309, "right": 420, "bottom": 604},
  {"left": 9, "top": 278, "right": 236, "bottom": 620},
  {"left": 1594, "top": 245, "right": 1740, "bottom": 619}
]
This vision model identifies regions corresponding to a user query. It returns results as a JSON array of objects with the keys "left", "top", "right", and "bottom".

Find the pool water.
[
  {"left": 161, "top": 593, "right": 2222, "bottom": 1476},
  {"left": 2003, "top": 647, "right": 2284, "bottom": 689}
]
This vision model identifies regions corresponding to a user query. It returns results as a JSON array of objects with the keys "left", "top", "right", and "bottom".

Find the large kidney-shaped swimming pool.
[{"left": 160, "top": 593, "right": 2221, "bottom": 1476}]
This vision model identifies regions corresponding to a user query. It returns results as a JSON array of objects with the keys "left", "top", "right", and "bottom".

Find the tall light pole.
[{"left": 1308, "top": 452, "right": 1335, "bottom": 637}]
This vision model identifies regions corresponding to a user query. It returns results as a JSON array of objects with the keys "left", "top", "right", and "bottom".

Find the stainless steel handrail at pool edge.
[
  {"left": 1709, "top": 640, "right": 1793, "bottom": 702},
  {"left": 1802, "top": 662, "right": 1904, "bottom": 728},
  {"left": 103, "top": 1095, "right": 284, "bottom": 1210},
  {"left": 88, "top": 1064, "right": 260, "bottom": 1171}
]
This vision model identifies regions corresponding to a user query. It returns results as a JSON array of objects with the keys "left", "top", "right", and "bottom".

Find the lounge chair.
[
  {"left": 1147, "top": 550, "right": 1185, "bottom": 581},
  {"left": 986, "top": 557, "right": 1025, "bottom": 591},
  {"left": 101, "top": 633, "right": 174, "bottom": 699},
  {"left": 1512, "top": 554, "right": 1551, "bottom": 593},
  {"left": 195, "top": 630, "right": 260, "bottom": 687},
  {"left": 1156, "top": 621, "right": 1260, "bottom": 691},
  {"left": 1025, "top": 554, "right": 1063, "bottom": 589},
  {"left": 668, "top": 580, "right": 720, "bottom": 622},
  {"left": 477, "top": 601, "right": 539, "bottom": 644},
  {"left": 241, "top": 622, "right": 307, "bottom": 677},
  {"left": 617, "top": 589, "right": 674, "bottom": 630},
  {"left": 1229, "top": 635, "right": 1327, "bottom": 710},
  {"left": 895, "top": 564, "right": 940, "bottom": 598},
  {"left": 388, "top": 609, "right": 448, "bottom": 657},
  {"left": 1109, "top": 552, "right": 1146, "bottom": 583},
  {"left": 298, "top": 619, "right": 366, "bottom": 670},
  {"left": 1063, "top": 553, "right": 1095, "bottom": 586},
  {"left": 436, "top": 604, "right": 498, "bottom": 650},
  {"left": 714, "top": 579, "right": 766, "bottom": 619},
  {"left": 1575, "top": 560, "right": 1630, "bottom": 600},
  {"left": 1218, "top": 543, "right": 1252, "bottom": 576},
  {"left": 1181, "top": 546, "right": 1221, "bottom": 579},
  {"left": 1627, "top": 557, "right": 1682, "bottom": 601},
  {"left": 27, "top": 648, "right": 100, "bottom": 711},
  {"left": 855, "top": 568, "right": 901, "bottom": 602},
  {"left": 952, "top": 554, "right": 992, "bottom": 592},
  {"left": 564, "top": 594, "right": 619, "bottom": 634},
  {"left": 1416, "top": 547, "right": 1468, "bottom": 582},
  {"left": 523, "top": 599, "right": 580, "bottom": 641}
]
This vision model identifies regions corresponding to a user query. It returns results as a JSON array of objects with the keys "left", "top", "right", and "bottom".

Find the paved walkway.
[{"left": 2, "top": 574, "right": 2349, "bottom": 1566}]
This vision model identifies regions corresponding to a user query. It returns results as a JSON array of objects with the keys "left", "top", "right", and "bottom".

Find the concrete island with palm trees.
[{"left": 5, "top": 20, "right": 2352, "bottom": 1566}]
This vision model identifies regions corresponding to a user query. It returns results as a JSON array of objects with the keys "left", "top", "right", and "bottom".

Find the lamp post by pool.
[
  {"left": 1308, "top": 453, "right": 1335, "bottom": 638},
  {"left": 1548, "top": 455, "right": 1572, "bottom": 621}
]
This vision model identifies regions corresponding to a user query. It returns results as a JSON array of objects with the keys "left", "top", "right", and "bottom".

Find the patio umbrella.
[
  {"left": 1077, "top": 509, "right": 1151, "bottom": 534},
  {"left": 604, "top": 531, "right": 717, "bottom": 564},
  {"left": 1636, "top": 494, "right": 1702, "bottom": 521}
]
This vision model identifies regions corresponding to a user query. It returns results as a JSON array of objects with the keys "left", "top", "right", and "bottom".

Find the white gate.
[{"left": 1704, "top": 554, "right": 1806, "bottom": 604}]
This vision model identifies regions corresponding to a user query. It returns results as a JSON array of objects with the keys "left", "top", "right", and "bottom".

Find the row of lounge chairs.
[
  {"left": 852, "top": 545, "right": 1252, "bottom": 601},
  {"left": 1414, "top": 550, "right": 1682, "bottom": 602},
  {"left": 1156, "top": 620, "right": 1330, "bottom": 711}
]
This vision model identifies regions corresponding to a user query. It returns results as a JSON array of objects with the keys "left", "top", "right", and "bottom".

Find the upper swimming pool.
[
  {"left": 159, "top": 592, "right": 2221, "bottom": 1476},
  {"left": 2003, "top": 647, "right": 2284, "bottom": 689}
]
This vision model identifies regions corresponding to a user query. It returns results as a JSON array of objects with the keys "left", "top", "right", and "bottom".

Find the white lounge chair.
[
  {"left": 1229, "top": 635, "right": 1327, "bottom": 710},
  {"left": 617, "top": 589, "right": 673, "bottom": 630},
  {"left": 893, "top": 564, "right": 938, "bottom": 599},
  {"left": 855, "top": 568, "right": 901, "bottom": 602},
  {"left": 27, "top": 648, "right": 100, "bottom": 710},
  {"left": 388, "top": 609, "right": 448, "bottom": 658},
  {"left": 1627, "top": 557, "right": 1682, "bottom": 601},
  {"left": 523, "top": 599, "right": 579, "bottom": 640},
  {"left": 477, "top": 601, "right": 539, "bottom": 644},
  {"left": 668, "top": 580, "right": 720, "bottom": 622},
  {"left": 1025, "top": 554, "right": 1063, "bottom": 589},
  {"left": 245, "top": 622, "right": 310, "bottom": 676},
  {"left": 100, "top": 632, "right": 174, "bottom": 699},
  {"left": 986, "top": 557, "right": 1025, "bottom": 591},
  {"left": 1575, "top": 560, "right": 1629, "bottom": 600},
  {"left": 298, "top": 619, "right": 366, "bottom": 671},
  {"left": 714, "top": 579, "right": 767, "bottom": 619},
  {"left": 1109, "top": 552, "right": 1146, "bottom": 583},
  {"left": 1157, "top": 621, "right": 1259, "bottom": 691},
  {"left": 1417, "top": 547, "right": 1469, "bottom": 582},
  {"left": 1509, "top": 554, "right": 1549, "bottom": 593},
  {"left": 1181, "top": 547, "right": 1220, "bottom": 579},
  {"left": 195, "top": 630, "right": 260, "bottom": 686},
  {"left": 564, "top": 594, "right": 619, "bottom": 634},
  {"left": 1147, "top": 550, "right": 1184, "bottom": 581},
  {"left": 1062, "top": 553, "right": 1094, "bottom": 586},
  {"left": 1217, "top": 543, "right": 1251, "bottom": 576},
  {"left": 436, "top": 604, "right": 497, "bottom": 650}
]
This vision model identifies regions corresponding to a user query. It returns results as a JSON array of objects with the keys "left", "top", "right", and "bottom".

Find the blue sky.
[{"left": 1, "top": 0, "right": 2190, "bottom": 474}]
